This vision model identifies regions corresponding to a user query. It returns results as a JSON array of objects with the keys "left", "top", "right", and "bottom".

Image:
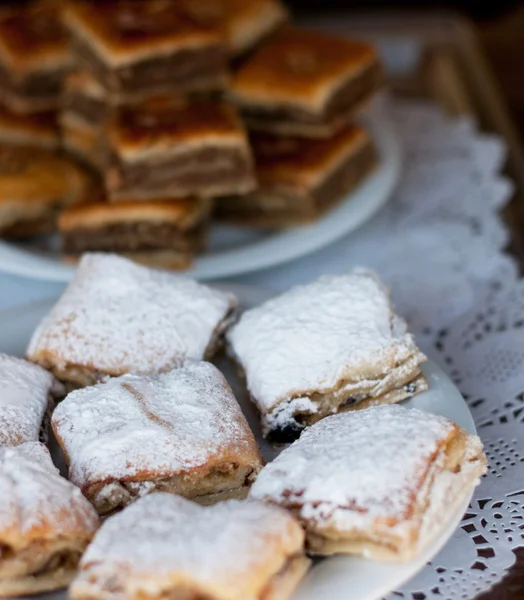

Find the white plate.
[
  {"left": 0, "top": 99, "right": 401, "bottom": 282},
  {"left": 0, "top": 284, "right": 475, "bottom": 600}
]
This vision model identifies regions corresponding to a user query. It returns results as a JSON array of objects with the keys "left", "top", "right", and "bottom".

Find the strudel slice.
[
  {"left": 64, "top": 0, "right": 228, "bottom": 96},
  {"left": 70, "top": 494, "right": 309, "bottom": 600},
  {"left": 0, "top": 442, "right": 99, "bottom": 596},
  {"left": 231, "top": 27, "right": 382, "bottom": 138},
  {"left": 0, "top": 105, "right": 59, "bottom": 148},
  {"left": 59, "top": 198, "right": 212, "bottom": 269},
  {"left": 227, "top": 270, "right": 427, "bottom": 442},
  {"left": 0, "top": 145, "right": 93, "bottom": 238},
  {"left": 0, "top": 354, "right": 55, "bottom": 447},
  {"left": 0, "top": 3, "right": 72, "bottom": 113},
  {"left": 52, "top": 362, "right": 263, "bottom": 515},
  {"left": 27, "top": 253, "right": 238, "bottom": 388},
  {"left": 251, "top": 405, "right": 487, "bottom": 561},
  {"left": 217, "top": 125, "right": 376, "bottom": 227},
  {"left": 105, "top": 97, "right": 256, "bottom": 200}
]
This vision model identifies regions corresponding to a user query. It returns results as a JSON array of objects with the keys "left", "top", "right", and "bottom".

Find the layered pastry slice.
[
  {"left": 217, "top": 125, "right": 376, "bottom": 227},
  {"left": 0, "top": 354, "right": 56, "bottom": 447},
  {"left": 52, "top": 361, "right": 264, "bottom": 515},
  {"left": 251, "top": 405, "right": 487, "bottom": 561},
  {"left": 0, "top": 3, "right": 72, "bottom": 113},
  {"left": 27, "top": 253, "right": 238, "bottom": 388},
  {"left": 0, "top": 442, "right": 99, "bottom": 596},
  {"left": 0, "top": 145, "right": 93, "bottom": 238},
  {"left": 59, "top": 198, "right": 212, "bottom": 269},
  {"left": 64, "top": 0, "right": 228, "bottom": 96},
  {"left": 0, "top": 104, "right": 59, "bottom": 148},
  {"left": 231, "top": 27, "right": 382, "bottom": 138},
  {"left": 70, "top": 494, "right": 308, "bottom": 600},
  {"left": 182, "top": 0, "right": 288, "bottom": 57},
  {"left": 227, "top": 270, "right": 427, "bottom": 442},
  {"left": 105, "top": 97, "right": 256, "bottom": 200}
]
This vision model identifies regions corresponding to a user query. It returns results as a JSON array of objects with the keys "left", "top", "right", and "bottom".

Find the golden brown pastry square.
[
  {"left": 59, "top": 198, "right": 212, "bottom": 270},
  {"left": 251, "top": 405, "right": 487, "bottom": 561},
  {"left": 182, "top": 0, "right": 289, "bottom": 57},
  {"left": 105, "top": 97, "right": 256, "bottom": 200},
  {"left": 231, "top": 27, "right": 382, "bottom": 138},
  {"left": 0, "top": 145, "right": 94, "bottom": 238},
  {"left": 52, "top": 362, "right": 264, "bottom": 515},
  {"left": 0, "top": 104, "right": 59, "bottom": 149},
  {"left": 227, "top": 270, "right": 427, "bottom": 442},
  {"left": 70, "top": 494, "right": 308, "bottom": 600},
  {"left": 27, "top": 253, "right": 238, "bottom": 388},
  {"left": 0, "top": 3, "right": 72, "bottom": 113},
  {"left": 0, "top": 442, "right": 99, "bottom": 596},
  {"left": 64, "top": 0, "right": 229, "bottom": 96},
  {"left": 216, "top": 125, "right": 376, "bottom": 227},
  {"left": 0, "top": 354, "right": 56, "bottom": 448}
]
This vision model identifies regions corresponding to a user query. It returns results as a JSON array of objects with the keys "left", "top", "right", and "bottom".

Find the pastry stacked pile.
[
  {"left": 0, "top": 253, "right": 487, "bottom": 600},
  {"left": 0, "top": 0, "right": 383, "bottom": 269}
]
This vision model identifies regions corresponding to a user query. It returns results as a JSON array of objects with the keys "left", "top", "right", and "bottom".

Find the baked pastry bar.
[
  {"left": 182, "top": 0, "right": 288, "bottom": 57},
  {"left": 27, "top": 253, "right": 238, "bottom": 388},
  {"left": 52, "top": 361, "right": 263, "bottom": 515},
  {"left": 0, "top": 104, "right": 58, "bottom": 148},
  {"left": 0, "top": 3, "right": 72, "bottom": 113},
  {"left": 227, "top": 270, "right": 428, "bottom": 442},
  {"left": 0, "top": 145, "right": 93, "bottom": 238},
  {"left": 231, "top": 27, "right": 382, "bottom": 138},
  {"left": 251, "top": 404, "right": 487, "bottom": 561},
  {"left": 0, "top": 442, "right": 99, "bottom": 596},
  {"left": 217, "top": 125, "right": 376, "bottom": 227},
  {"left": 105, "top": 97, "right": 256, "bottom": 200},
  {"left": 0, "top": 354, "right": 55, "bottom": 447},
  {"left": 59, "top": 198, "right": 212, "bottom": 269},
  {"left": 70, "top": 493, "right": 309, "bottom": 600},
  {"left": 64, "top": 0, "right": 228, "bottom": 96}
]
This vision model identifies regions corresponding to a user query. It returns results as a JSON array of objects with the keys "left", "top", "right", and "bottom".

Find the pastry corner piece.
[
  {"left": 0, "top": 442, "right": 99, "bottom": 596},
  {"left": 52, "top": 361, "right": 263, "bottom": 515},
  {"left": 59, "top": 198, "right": 212, "bottom": 270},
  {"left": 0, "top": 354, "right": 56, "bottom": 447},
  {"left": 231, "top": 26, "right": 382, "bottom": 138},
  {"left": 227, "top": 269, "right": 427, "bottom": 442},
  {"left": 251, "top": 404, "right": 487, "bottom": 561},
  {"left": 26, "top": 253, "right": 238, "bottom": 388},
  {"left": 70, "top": 494, "right": 309, "bottom": 600}
]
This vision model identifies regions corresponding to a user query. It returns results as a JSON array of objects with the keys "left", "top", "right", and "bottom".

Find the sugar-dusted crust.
[
  {"left": 0, "top": 145, "right": 93, "bottom": 236},
  {"left": 0, "top": 4, "right": 71, "bottom": 72},
  {"left": 0, "top": 106, "right": 58, "bottom": 148},
  {"left": 27, "top": 253, "right": 238, "bottom": 387},
  {"left": 251, "top": 405, "right": 487, "bottom": 561},
  {"left": 70, "top": 494, "right": 308, "bottom": 600},
  {"left": 227, "top": 270, "right": 427, "bottom": 441},
  {"left": 0, "top": 354, "right": 55, "bottom": 447},
  {"left": 0, "top": 442, "right": 100, "bottom": 596},
  {"left": 65, "top": 0, "right": 224, "bottom": 67},
  {"left": 182, "top": 0, "right": 289, "bottom": 56},
  {"left": 59, "top": 198, "right": 212, "bottom": 231},
  {"left": 107, "top": 97, "right": 251, "bottom": 163},
  {"left": 52, "top": 362, "right": 263, "bottom": 515},
  {"left": 231, "top": 27, "right": 379, "bottom": 114}
]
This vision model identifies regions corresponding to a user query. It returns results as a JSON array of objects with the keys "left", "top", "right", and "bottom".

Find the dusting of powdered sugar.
[
  {"left": 227, "top": 270, "right": 425, "bottom": 414},
  {"left": 0, "top": 354, "right": 55, "bottom": 447},
  {"left": 72, "top": 494, "right": 303, "bottom": 600},
  {"left": 27, "top": 253, "right": 237, "bottom": 377},
  {"left": 250, "top": 404, "right": 458, "bottom": 532},
  {"left": 0, "top": 442, "right": 99, "bottom": 538},
  {"left": 52, "top": 361, "right": 261, "bottom": 490}
]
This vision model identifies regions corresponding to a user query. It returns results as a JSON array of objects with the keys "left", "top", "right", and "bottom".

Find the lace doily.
[{"left": 239, "top": 98, "right": 523, "bottom": 599}]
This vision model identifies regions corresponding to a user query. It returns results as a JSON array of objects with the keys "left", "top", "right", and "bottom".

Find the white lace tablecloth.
[{"left": 0, "top": 98, "right": 522, "bottom": 599}]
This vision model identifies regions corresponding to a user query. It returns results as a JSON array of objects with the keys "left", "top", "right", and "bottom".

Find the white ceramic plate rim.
[
  {"left": 0, "top": 101, "right": 401, "bottom": 283},
  {"left": 0, "top": 284, "right": 476, "bottom": 600}
]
